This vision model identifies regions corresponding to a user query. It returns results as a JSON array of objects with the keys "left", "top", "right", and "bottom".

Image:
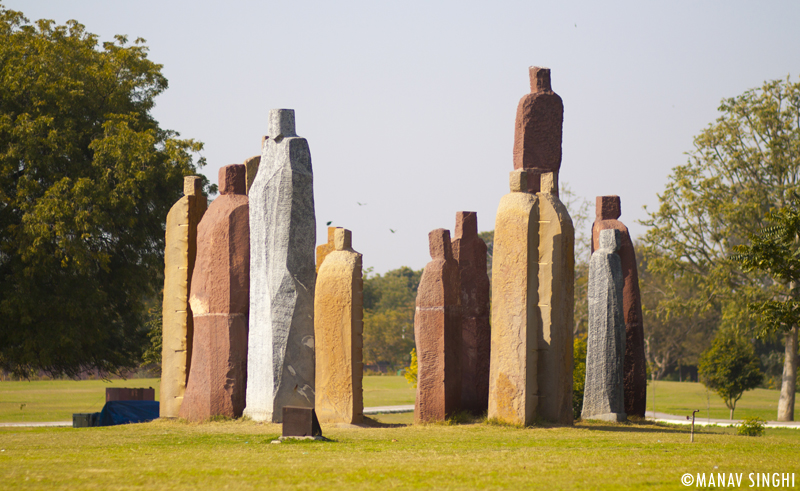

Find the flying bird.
[
  {"left": 357, "top": 202, "right": 367, "bottom": 206},
  {"left": 390, "top": 229, "right": 396, "bottom": 233},
  {"left": 326, "top": 221, "right": 332, "bottom": 226}
]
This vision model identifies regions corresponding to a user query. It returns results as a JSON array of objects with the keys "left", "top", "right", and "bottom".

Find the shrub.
[{"left": 737, "top": 416, "right": 766, "bottom": 437}]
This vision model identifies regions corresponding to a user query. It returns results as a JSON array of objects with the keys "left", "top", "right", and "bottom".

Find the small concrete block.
[{"left": 282, "top": 406, "right": 322, "bottom": 437}]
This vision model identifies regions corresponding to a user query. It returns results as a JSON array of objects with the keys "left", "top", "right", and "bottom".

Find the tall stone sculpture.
[
  {"left": 160, "top": 176, "right": 207, "bottom": 418},
  {"left": 180, "top": 165, "right": 249, "bottom": 422},
  {"left": 488, "top": 170, "right": 540, "bottom": 426},
  {"left": 245, "top": 109, "right": 316, "bottom": 423},
  {"left": 415, "top": 228, "right": 462, "bottom": 423},
  {"left": 537, "top": 172, "right": 575, "bottom": 424},
  {"left": 582, "top": 229, "right": 626, "bottom": 422},
  {"left": 244, "top": 155, "right": 260, "bottom": 195},
  {"left": 513, "top": 66, "right": 563, "bottom": 194},
  {"left": 314, "top": 228, "right": 364, "bottom": 424},
  {"left": 451, "top": 211, "right": 491, "bottom": 414},
  {"left": 591, "top": 196, "right": 646, "bottom": 418},
  {"left": 316, "top": 226, "right": 336, "bottom": 272}
]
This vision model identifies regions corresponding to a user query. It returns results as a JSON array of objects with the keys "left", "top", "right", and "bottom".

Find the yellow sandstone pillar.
[
  {"left": 488, "top": 169, "right": 539, "bottom": 426},
  {"left": 160, "top": 176, "right": 207, "bottom": 418},
  {"left": 314, "top": 228, "right": 364, "bottom": 424}
]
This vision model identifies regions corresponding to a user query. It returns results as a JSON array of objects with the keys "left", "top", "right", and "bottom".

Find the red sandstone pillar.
[{"left": 180, "top": 164, "right": 250, "bottom": 422}]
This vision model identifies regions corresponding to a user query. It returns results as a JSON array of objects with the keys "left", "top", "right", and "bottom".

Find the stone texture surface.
[
  {"left": 244, "top": 155, "right": 261, "bottom": 195},
  {"left": 160, "top": 176, "right": 207, "bottom": 418},
  {"left": 180, "top": 165, "right": 249, "bottom": 422},
  {"left": 591, "top": 196, "right": 647, "bottom": 418},
  {"left": 415, "top": 229, "right": 462, "bottom": 423},
  {"left": 246, "top": 109, "right": 316, "bottom": 423},
  {"left": 316, "top": 226, "right": 336, "bottom": 273},
  {"left": 451, "top": 212, "right": 491, "bottom": 415},
  {"left": 488, "top": 170, "right": 540, "bottom": 426},
  {"left": 582, "top": 229, "right": 626, "bottom": 422},
  {"left": 536, "top": 172, "right": 575, "bottom": 424},
  {"left": 513, "top": 67, "right": 564, "bottom": 195},
  {"left": 314, "top": 228, "right": 364, "bottom": 424}
]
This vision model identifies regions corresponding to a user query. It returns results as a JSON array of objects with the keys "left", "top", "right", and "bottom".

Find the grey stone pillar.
[
  {"left": 582, "top": 229, "right": 626, "bottom": 422},
  {"left": 245, "top": 109, "right": 317, "bottom": 423}
]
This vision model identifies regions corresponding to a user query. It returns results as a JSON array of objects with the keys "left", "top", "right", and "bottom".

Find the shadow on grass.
[
  {"left": 356, "top": 416, "right": 409, "bottom": 428},
  {"left": 575, "top": 418, "right": 721, "bottom": 435}
]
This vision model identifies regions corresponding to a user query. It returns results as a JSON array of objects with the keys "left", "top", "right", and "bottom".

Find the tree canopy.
[
  {"left": 698, "top": 332, "right": 763, "bottom": 420},
  {"left": 0, "top": 7, "right": 208, "bottom": 377}
]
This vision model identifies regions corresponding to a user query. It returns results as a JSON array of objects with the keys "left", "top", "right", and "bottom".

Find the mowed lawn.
[
  {"left": 1, "top": 418, "right": 799, "bottom": 490},
  {"left": 0, "top": 376, "right": 417, "bottom": 423}
]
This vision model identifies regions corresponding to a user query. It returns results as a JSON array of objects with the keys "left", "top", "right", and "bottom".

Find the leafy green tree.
[
  {"left": 362, "top": 267, "right": 422, "bottom": 369},
  {"left": 404, "top": 348, "right": 418, "bottom": 387},
  {"left": 698, "top": 332, "right": 763, "bottom": 420},
  {"left": 641, "top": 76, "right": 800, "bottom": 417},
  {"left": 572, "top": 334, "right": 587, "bottom": 420},
  {"left": 0, "top": 7, "right": 209, "bottom": 377},
  {"left": 732, "top": 201, "right": 800, "bottom": 420}
]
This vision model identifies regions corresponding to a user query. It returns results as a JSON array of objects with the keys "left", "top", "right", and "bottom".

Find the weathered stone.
[
  {"left": 536, "top": 172, "right": 575, "bottom": 424},
  {"left": 512, "top": 67, "right": 564, "bottom": 194},
  {"left": 582, "top": 229, "right": 626, "bottom": 422},
  {"left": 591, "top": 196, "right": 647, "bottom": 418},
  {"left": 180, "top": 165, "right": 249, "bottom": 422},
  {"left": 316, "top": 226, "right": 336, "bottom": 272},
  {"left": 244, "top": 155, "right": 261, "bottom": 195},
  {"left": 160, "top": 176, "right": 206, "bottom": 418},
  {"left": 415, "top": 228, "right": 462, "bottom": 423},
  {"left": 451, "top": 212, "right": 491, "bottom": 414},
  {"left": 245, "top": 109, "right": 316, "bottom": 423},
  {"left": 488, "top": 170, "right": 540, "bottom": 426},
  {"left": 282, "top": 406, "right": 322, "bottom": 437},
  {"left": 314, "top": 228, "right": 364, "bottom": 424}
]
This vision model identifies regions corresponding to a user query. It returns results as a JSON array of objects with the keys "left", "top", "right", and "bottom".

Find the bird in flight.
[
  {"left": 357, "top": 202, "right": 367, "bottom": 206},
  {"left": 326, "top": 221, "right": 332, "bottom": 226},
  {"left": 390, "top": 229, "right": 396, "bottom": 233}
]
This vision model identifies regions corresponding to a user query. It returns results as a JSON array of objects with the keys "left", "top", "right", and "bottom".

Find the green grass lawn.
[
  {"left": 647, "top": 380, "right": 797, "bottom": 422},
  {"left": 1, "top": 418, "right": 798, "bottom": 490},
  {"left": 1, "top": 376, "right": 795, "bottom": 423}
]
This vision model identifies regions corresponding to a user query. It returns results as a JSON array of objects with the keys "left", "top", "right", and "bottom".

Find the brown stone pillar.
[
  {"left": 488, "top": 170, "right": 540, "bottom": 426},
  {"left": 314, "top": 228, "right": 364, "bottom": 424},
  {"left": 244, "top": 155, "right": 260, "bottom": 195},
  {"left": 512, "top": 66, "right": 564, "bottom": 194},
  {"left": 160, "top": 176, "right": 207, "bottom": 418},
  {"left": 591, "top": 196, "right": 646, "bottom": 418},
  {"left": 452, "top": 212, "right": 491, "bottom": 415},
  {"left": 415, "top": 228, "right": 462, "bottom": 423},
  {"left": 180, "top": 165, "right": 250, "bottom": 422},
  {"left": 536, "top": 172, "right": 575, "bottom": 424}
]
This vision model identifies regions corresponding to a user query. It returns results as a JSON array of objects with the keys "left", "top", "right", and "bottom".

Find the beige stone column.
[
  {"left": 536, "top": 172, "right": 575, "bottom": 424},
  {"left": 244, "top": 155, "right": 261, "bottom": 195},
  {"left": 316, "top": 226, "right": 337, "bottom": 273},
  {"left": 314, "top": 228, "right": 364, "bottom": 424},
  {"left": 160, "top": 176, "right": 207, "bottom": 418},
  {"left": 488, "top": 169, "right": 539, "bottom": 426}
]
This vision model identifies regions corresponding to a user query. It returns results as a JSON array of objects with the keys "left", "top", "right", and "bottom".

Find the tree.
[
  {"left": 732, "top": 201, "right": 800, "bottom": 420},
  {"left": 0, "top": 7, "right": 209, "bottom": 378},
  {"left": 362, "top": 267, "right": 422, "bottom": 369},
  {"left": 641, "top": 76, "right": 800, "bottom": 417},
  {"left": 698, "top": 332, "right": 763, "bottom": 420}
]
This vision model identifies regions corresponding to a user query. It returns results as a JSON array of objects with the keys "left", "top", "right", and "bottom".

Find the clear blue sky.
[{"left": 7, "top": 1, "right": 800, "bottom": 273}]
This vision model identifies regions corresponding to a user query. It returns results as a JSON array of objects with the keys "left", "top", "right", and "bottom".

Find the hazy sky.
[{"left": 7, "top": 1, "right": 800, "bottom": 274}]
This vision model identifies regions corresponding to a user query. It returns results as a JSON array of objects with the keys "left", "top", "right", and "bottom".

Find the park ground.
[{"left": 1, "top": 377, "right": 798, "bottom": 489}]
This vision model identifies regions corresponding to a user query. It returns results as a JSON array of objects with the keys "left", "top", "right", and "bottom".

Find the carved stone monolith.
[
  {"left": 160, "top": 176, "right": 207, "bottom": 418},
  {"left": 415, "top": 228, "right": 462, "bottom": 423},
  {"left": 513, "top": 66, "right": 564, "bottom": 194},
  {"left": 314, "top": 228, "right": 364, "bottom": 424},
  {"left": 488, "top": 170, "right": 539, "bottom": 426},
  {"left": 244, "top": 155, "right": 260, "bottom": 195},
  {"left": 451, "top": 212, "right": 491, "bottom": 415},
  {"left": 537, "top": 172, "right": 575, "bottom": 424},
  {"left": 180, "top": 165, "right": 249, "bottom": 422},
  {"left": 582, "top": 228, "right": 626, "bottom": 422},
  {"left": 591, "top": 196, "right": 646, "bottom": 418},
  {"left": 245, "top": 109, "right": 316, "bottom": 423},
  {"left": 316, "top": 226, "right": 336, "bottom": 272}
]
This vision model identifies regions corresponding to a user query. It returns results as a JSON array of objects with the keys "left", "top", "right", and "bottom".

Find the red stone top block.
[
  {"left": 530, "top": 66, "right": 552, "bottom": 93},
  {"left": 219, "top": 164, "right": 246, "bottom": 195},
  {"left": 454, "top": 211, "right": 477, "bottom": 240},
  {"left": 429, "top": 228, "right": 454, "bottom": 261},
  {"left": 596, "top": 195, "right": 621, "bottom": 221}
]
